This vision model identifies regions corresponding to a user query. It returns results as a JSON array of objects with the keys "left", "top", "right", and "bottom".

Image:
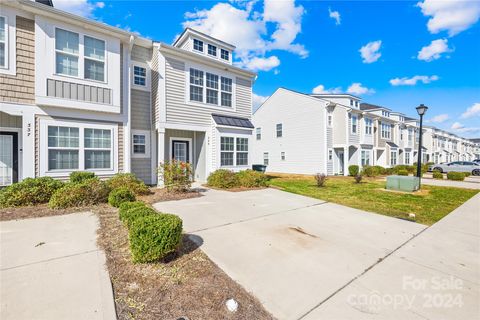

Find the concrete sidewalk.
[{"left": 0, "top": 212, "right": 116, "bottom": 320}]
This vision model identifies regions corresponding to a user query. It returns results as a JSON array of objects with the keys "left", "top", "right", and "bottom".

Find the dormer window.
[
  {"left": 193, "top": 39, "right": 203, "bottom": 52},
  {"left": 208, "top": 44, "right": 217, "bottom": 57},
  {"left": 221, "top": 49, "right": 229, "bottom": 61}
]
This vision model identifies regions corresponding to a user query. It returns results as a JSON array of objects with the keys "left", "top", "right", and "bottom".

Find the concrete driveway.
[
  {"left": 154, "top": 188, "right": 427, "bottom": 320},
  {"left": 0, "top": 212, "right": 116, "bottom": 320}
]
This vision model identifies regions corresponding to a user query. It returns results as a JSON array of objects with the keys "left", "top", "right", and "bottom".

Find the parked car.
[
  {"left": 474, "top": 159, "right": 480, "bottom": 164},
  {"left": 429, "top": 161, "right": 480, "bottom": 176}
]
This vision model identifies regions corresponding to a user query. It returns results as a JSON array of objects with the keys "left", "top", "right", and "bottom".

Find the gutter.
[{"left": 124, "top": 35, "right": 135, "bottom": 172}]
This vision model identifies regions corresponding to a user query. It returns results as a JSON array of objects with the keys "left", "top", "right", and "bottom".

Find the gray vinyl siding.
[
  {"left": 376, "top": 120, "right": 386, "bottom": 148},
  {"left": 332, "top": 107, "right": 347, "bottom": 145},
  {"left": 132, "top": 159, "right": 152, "bottom": 184},
  {"left": 131, "top": 89, "right": 151, "bottom": 129},
  {"left": 348, "top": 114, "right": 360, "bottom": 145},
  {"left": 131, "top": 45, "right": 152, "bottom": 63},
  {"left": 0, "top": 112, "right": 22, "bottom": 128},
  {"left": 164, "top": 56, "right": 252, "bottom": 126}
]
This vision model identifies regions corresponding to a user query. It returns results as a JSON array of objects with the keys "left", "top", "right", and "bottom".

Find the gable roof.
[{"left": 173, "top": 28, "right": 236, "bottom": 50}]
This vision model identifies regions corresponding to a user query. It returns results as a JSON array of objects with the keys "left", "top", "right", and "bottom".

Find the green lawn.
[{"left": 268, "top": 175, "right": 479, "bottom": 225}]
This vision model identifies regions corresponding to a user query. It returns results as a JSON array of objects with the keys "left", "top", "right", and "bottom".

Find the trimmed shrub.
[
  {"left": 447, "top": 172, "right": 465, "bottom": 181},
  {"left": 106, "top": 173, "right": 150, "bottom": 196},
  {"left": 464, "top": 172, "right": 471, "bottom": 177},
  {"left": 236, "top": 170, "right": 268, "bottom": 188},
  {"left": 48, "top": 178, "right": 110, "bottom": 209},
  {"left": 158, "top": 160, "right": 193, "bottom": 192},
  {"left": 120, "top": 205, "right": 157, "bottom": 228},
  {"left": 393, "top": 165, "right": 414, "bottom": 174},
  {"left": 108, "top": 187, "right": 136, "bottom": 208},
  {"left": 315, "top": 173, "right": 327, "bottom": 187},
  {"left": 207, "top": 169, "right": 239, "bottom": 189},
  {"left": 361, "top": 165, "right": 385, "bottom": 177},
  {"left": 70, "top": 171, "right": 95, "bottom": 184},
  {"left": 373, "top": 166, "right": 387, "bottom": 175},
  {"left": 119, "top": 200, "right": 146, "bottom": 217},
  {"left": 432, "top": 171, "right": 443, "bottom": 179},
  {"left": 397, "top": 169, "right": 409, "bottom": 176},
  {"left": 354, "top": 175, "right": 363, "bottom": 184},
  {"left": 348, "top": 165, "right": 359, "bottom": 177},
  {"left": 0, "top": 177, "right": 64, "bottom": 208},
  {"left": 129, "top": 214, "right": 183, "bottom": 263}
]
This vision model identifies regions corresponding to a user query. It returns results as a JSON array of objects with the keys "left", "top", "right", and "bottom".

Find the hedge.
[
  {"left": 129, "top": 214, "right": 183, "bottom": 263},
  {"left": 207, "top": 169, "right": 239, "bottom": 189},
  {"left": 108, "top": 187, "right": 136, "bottom": 208},
  {"left": 0, "top": 177, "right": 64, "bottom": 208},
  {"left": 397, "top": 169, "right": 409, "bottom": 176},
  {"left": 236, "top": 170, "right": 268, "bottom": 188},
  {"left": 70, "top": 171, "right": 95, "bottom": 184},
  {"left": 432, "top": 171, "right": 443, "bottom": 179},
  {"left": 120, "top": 204, "right": 157, "bottom": 229},
  {"left": 447, "top": 172, "right": 465, "bottom": 181},
  {"left": 48, "top": 178, "right": 110, "bottom": 209},
  {"left": 106, "top": 173, "right": 150, "bottom": 195},
  {"left": 348, "top": 165, "right": 359, "bottom": 177}
]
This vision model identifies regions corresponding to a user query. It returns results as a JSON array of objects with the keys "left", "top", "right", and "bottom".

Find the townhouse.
[
  {"left": 0, "top": 0, "right": 256, "bottom": 187},
  {"left": 252, "top": 87, "right": 477, "bottom": 176}
]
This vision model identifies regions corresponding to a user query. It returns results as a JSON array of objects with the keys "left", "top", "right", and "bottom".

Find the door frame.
[
  {"left": 337, "top": 150, "right": 344, "bottom": 175},
  {"left": 0, "top": 131, "right": 19, "bottom": 185},
  {"left": 169, "top": 137, "right": 193, "bottom": 164}
]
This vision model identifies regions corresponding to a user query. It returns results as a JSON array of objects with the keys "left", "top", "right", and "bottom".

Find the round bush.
[
  {"left": 432, "top": 171, "right": 443, "bottom": 179},
  {"left": 106, "top": 173, "right": 150, "bottom": 195},
  {"left": 70, "top": 171, "right": 95, "bottom": 184},
  {"left": 119, "top": 200, "right": 146, "bottom": 216},
  {"left": 120, "top": 205, "right": 157, "bottom": 228},
  {"left": 397, "top": 169, "right": 409, "bottom": 176},
  {"left": 0, "top": 177, "right": 64, "bottom": 208},
  {"left": 108, "top": 187, "right": 136, "bottom": 208},
  {"left": 447, "top": 172, "right": 465, "bottom": 181},
  {"left": 348, "top": 165, "right": 359, "bottom": 177},
  {"left": 129, "top": 213, "right": 183, "bottom": 263},
  {"left": 236, "top": 170, "right": 268, "bottom": 188},
  {"left": 48, "top": 178, "right": 110, "bottom": 209},
  {"left": 464, "top": 172, "right": 471, "bottom": 177},
  {"left": 207, "top": 169, "right": 239, "bottom": 189}
]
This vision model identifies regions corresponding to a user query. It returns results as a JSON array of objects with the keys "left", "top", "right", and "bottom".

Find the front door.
[
  {"left": 338, "top": 150, "right": 344, "bottom": 175},
  {"left": 172, "top": 140, "right": 190, "bottom": 163},
  {"left": 0, "top": 132, "right": 18, "bottom": 186}
]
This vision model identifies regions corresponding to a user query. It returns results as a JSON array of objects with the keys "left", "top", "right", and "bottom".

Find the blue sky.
[{"left": 54, "top": 0, "right": 480, "bottom": 137}]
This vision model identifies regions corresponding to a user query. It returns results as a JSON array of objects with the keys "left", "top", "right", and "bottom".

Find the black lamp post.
[{"left": 416, "top": 104, "right": 428, "bottom": 185}]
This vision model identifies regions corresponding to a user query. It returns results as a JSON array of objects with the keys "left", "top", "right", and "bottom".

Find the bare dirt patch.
[
  {"left": 96, "top": 205, "right": 273, "bottom": 320},
  {"left": 138, "top": 187, "right": 202, "bottom": 204},
  {"left": 0, "top": 204, "right": 91, "bottom": 222}
]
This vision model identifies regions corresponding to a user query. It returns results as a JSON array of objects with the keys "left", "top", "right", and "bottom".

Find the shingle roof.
[
  {"left": 212, "top": 114, "right": 254, "bottom": 129},
  {"left": 36, "top": 0, "right": 54, "bottom": 6},
  {"left": 360, "top": 103, "right": 391, "bottom": 111}
]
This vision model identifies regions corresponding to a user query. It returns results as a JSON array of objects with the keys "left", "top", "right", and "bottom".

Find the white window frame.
[
  {"left": 381, "top": 123, "right": 391, "bottom": 139},
  {"left": 263, "top": 152, "right": 269, "bottom": 166},
  {"left": 327, "top": 114, "right": 332, "bottom": 127},
  {"left": 132, "top": 130, "right": 151, "bottom": 158},
  {"left": 276, "top": 123, "right": 283, "bottom": 138},
  {"left": 390, "top": 151, "right": 397, "bottom": 166},
  {"left": 207, "top": 44, "right": 217, "bottom": 57},
  {"left": 193, "top": 39, "right": 204, "bottom": 52},
  {"left": 39, "top": 119, "right": 117, "bottom": 177},
  {"left": 169, "top": 137, "right": 193, "bottom": 164},
  {"left": 351, "top": 115, "right": 358, "bottom": 134},
  {"left": 328, "top": 149, "right": 333, "bottom": 161},
  {"left": 0, "top": 15, "right": 8, "bottom": 70},
  {"left": 219, "top": 134, "right": 249, "bottom": 168},
  {"left": 281, "top": 152, "right": 285, "bottom": 161},
  {"left": 54, "top": 27, "right": 108, "bottom": 84},
  {"left": 365, "top": 118, "right": 372, "bottom": 135},
  {"left": 256, "top": 127, "right": 261, "bottom": 140},
  {"left": 405, "top": 152, "right": 410, "bottom": 164},
  {"left": 131, "top": 62, "right": 150, "bottom": 91},
  {"left": 0, "top": 10, "right": 15, "bottom": 75},
  {"left": 361, "top": 150, "right": 370, "bottom": 166},
  {"left": 221, "top": 48, "right": 230, "bottom": 61}
]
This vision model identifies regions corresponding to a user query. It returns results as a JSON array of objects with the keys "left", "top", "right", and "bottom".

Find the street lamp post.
[{"left": 416, "top": 104, "right": 428, "bottom": 187}]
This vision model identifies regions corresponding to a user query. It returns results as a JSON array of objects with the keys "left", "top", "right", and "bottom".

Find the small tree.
[
  {"left": 354, "top": 174, "right": 363, "bottom": 183},
  {"left": 315, "top": 173, "right": 327, "bottom": 187},
  {"left": 158, "top": 160, "right": 193, "bottom": 192}
]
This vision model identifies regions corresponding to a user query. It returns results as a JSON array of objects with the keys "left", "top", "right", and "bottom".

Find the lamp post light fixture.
[{"left": 416, "top": 104, "right": 428, "bottom": 186}]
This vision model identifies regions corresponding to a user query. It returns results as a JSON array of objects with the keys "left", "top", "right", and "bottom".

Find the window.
[
  {"left": 220, "top": 76, "right": 232, "bottom": 107},
  {"left": 134, "top": 66, "right": 146, "bottom": 86},
  {"left": 382, "top": 110, "right": 390, "bottom": 117},
  {"left": 405, "top": 152, "right": 410, "bottom": 164},
  {"left": 281, "top": 152, "right": 285, "bottom": 161},
  {"left": 189, "top": 68, "right": 204, "bottom": 102},
  {"left": 84, "top": 129, "right": 111, "bottom": 169},
  {"left": 193, "top": 39, "right": 203, "bottom": 52},
  {"left": 221, "top": 49, "right": 229, "bottom": 61},
  {"left": 351, "top": 115, "right": 358, "bottom": 134},
  {"left": 206, "top": 73, "right": 219, "bottom": 105},
  {"left": 55, "top": 28, "right": 79, "bottom": 77},
  {"left": 84, "top": 36, "right": 105, "bottom": 81},
  {"left": 263, "top": 152, "right": 269, "bottom": 166},
  {"left": 208, "top": 44, "right": 217, "bottom": 56},
  {"left": 220, "top": 137, "right": 234, "bottom": 166},
  {"left": 350, "top": 99, "right": 353, "bottom": 106},
  {"left": 328, "top": 149, "right": 333, "bottom": 161},
  {"left": 361, "top": 150, "right": 370, "bottom": 166},
  {"left": 365, "top": 118, "right": 373, "bottom": 135},
  {"left": 48, "top": 126, "right": 79, "bottom": 170},
  {"left": 381, "top": 122, "right": 391, "bottom": 139},
  {"left": 0, "top": 16, "right": 6, "bottom": 68},
  {"left": 256, "top": 128, "right": 261, "bottom": 140},
  {"left": 276, "top": 123, "right": 283, "bottom": 138},
  {"left": 390, "top": 151, "right": 397, "bottom": 166},
  {"left": 327, "top": 114, "right": 332, "bottom": 127},
  {"left": 355, "top": 101, "right": 359, "bottom": 107},
  {"left": 236, "top": 138, "right": 248, "bottom": 166},
  {"left": 408, "top": 128, "right": 413, "bottom": 142},
  {"left": 133, "top": 134, "right": 146, "bottom": 154}
]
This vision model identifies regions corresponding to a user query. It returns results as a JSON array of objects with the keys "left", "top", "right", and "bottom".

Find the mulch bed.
[{"left": 0, "top": 204, "right": 93, "bottom": 222}]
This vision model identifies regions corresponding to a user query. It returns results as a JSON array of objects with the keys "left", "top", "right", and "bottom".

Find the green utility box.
[{"left": 386, "top": 175, "right": 420, "bottom": 192}]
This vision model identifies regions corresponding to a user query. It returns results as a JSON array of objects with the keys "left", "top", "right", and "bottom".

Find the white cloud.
[
  {"left": 389, "top": 75, "right": 439, "bottom": 86},
  {"left": 417, "top": 0, "right": 480, "bottom": 36},
  {"left": 253, "top": 93, "right": 269, "bottom": 110},
  {"left": 53, "top": 0, "right": 104, "bottom": 18},
  {"left": 328, "top": 8, "right": 341, "bottom": 25},
  {"left": 347, "top": 83, "right": 375, "bottom": 95},
  {"left": 241, "top": 56, "right": 280, "bottom": 71},
  {"left": 451, "top": 122, "right": 480, "bottom": 133},
  {"left": 312, "top": 84, "right": 342, "bottom": 94},
  {"left": 426, "top": 114, "right": 449, "bottom": 123},
  {"left": 183, "top": 0, "right": 307, "bottom": 72},
  {"left": 359, "top": 40, "right": 382, "bottom": 64},
  {"left": 417, "top": 39, "right": 452, "bottom": 62},
  {"left": 460, "top": 103, "right": 480, "bottom": 119}
]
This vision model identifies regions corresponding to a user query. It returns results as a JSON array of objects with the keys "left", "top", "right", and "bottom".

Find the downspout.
[{"left": 125, "top": 35, "right": 135, "bottom": 173}]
